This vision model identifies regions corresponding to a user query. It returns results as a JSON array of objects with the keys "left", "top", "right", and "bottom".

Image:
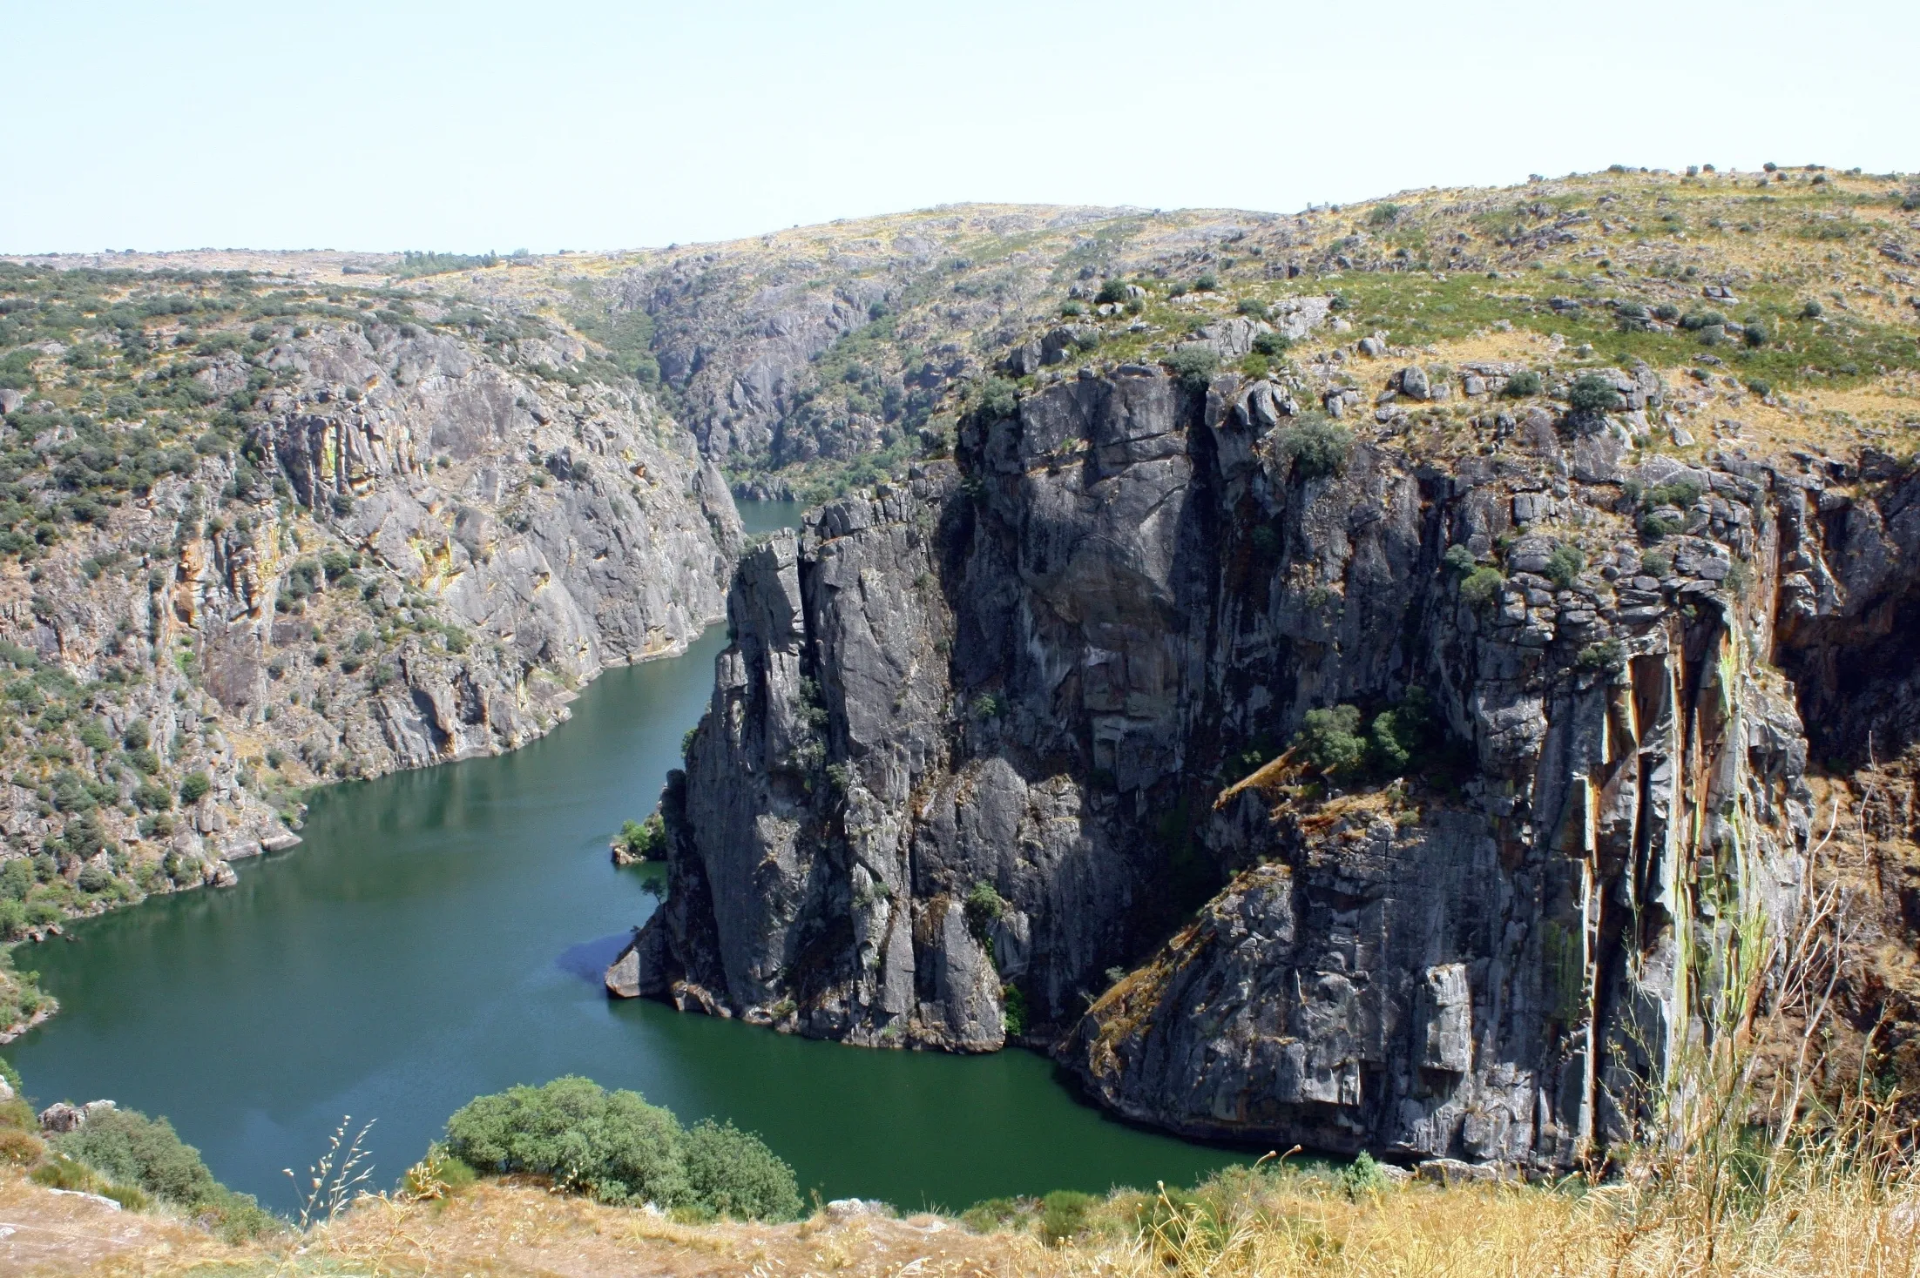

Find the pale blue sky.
[{"left": 5, "top": 0, "right": 1914, "bottom": 253}]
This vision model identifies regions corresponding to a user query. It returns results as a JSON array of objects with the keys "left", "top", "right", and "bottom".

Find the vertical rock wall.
[{"left": 640, "top": 364, "right": 1920, "bottom": 1168}]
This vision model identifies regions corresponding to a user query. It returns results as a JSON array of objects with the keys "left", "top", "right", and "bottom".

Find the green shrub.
[
  {"left": 961, "top": 1196, "right": 1027, "bottom": 1233},
  {"left": 1443, "top": 544, "right": 1476, "bottom": 574},
  {"left": 964, "top": 880, "right": 1006, "bottom": 939},
  {"left": 1340, "top": 1150, "right": 1389, "bottom": 1198},
  {"left": 1368, "top": 203, "right": 1402, "bottom": 227},
  {"left": 1039, "top": 1189, "right": 1099, "bottom": 1245},
  {"left": 1742, "top": 321, "right": 1770, "bottom": 347},
  {"left": 179, "top": 772, "right": 211, "bottom": 804},
  {"left": 1251, "top": 330, "right": 1292, "bottom": 357},
  {"left": 1192, "top": 272, "right": 1219, "bottom": 292},
  {"left": 1095, "top": 279, "right": 1130, "bottom": 305},
  {"left": 52, "top": 1106, "right": 217, "bottom": 1206},
  {"left": 444, "top": 1076, "right": 689, "bottom": 1207},
  {"left": 1060, "top": 300, "right": 1085, "bottom": 317},
  {"left": 1681, "top": 309, "right": 1726, "bottom": 331},
  {"left": 616, "top": 813, "right": 666, "bottom": 860},
  {"left": 1461, "top": 566, "right": 1505, "bottom": 605},
  {"left": 1646, "top": 479, "right": 1703, "bottom": 509},
  {"left": 49, "top": 1103, "right": 278, "bottom": 1236},
  {"left": 1800, "top": 300, "right": 1824, "bottom": 319},
  {"left": 1002, "top": 982, "right": 1029, "bottom": 1036},
  {"left": 1652, "top": 303, "right": 1681, "bottom": 322},
  {"left": 1235, "top": 297, "right": 1269, "bottom": 318},
  {"left": 1367, "top": 689, "right": 1431, "bottom": 775},
  {"left": 1745, "top": 378, "right": 1772, "bottom": 397},
  {"left": 1502, "top": 370, "right": 1542, "bottom": 397},
  {"left": 978, "top": 378, "right": 1018, "bottom": 420},
  {"left": 1295, "top": 705, "right": 1368, "bottom": 775},
  {"left": 1567, "top": 374, "right": 1622, "bottom": 414},
  {"left": 1578, "top": 639, "right": 1627, "bottom": 671},
  {"left": 443, "top": 1077, "right": 798, "bottom": 1219},
  {"left": 1274, "top": 415, "right": 1351, "bottom": 480},
  {"left": 1545, "top": 543, "right": 1585, "bottom": 588},
  {"left": 681, "top": 1120, "right": 802, "bottom": 1221},
  {"left": 1165, "top": 345, "right": 1219, "bottom": 391}
]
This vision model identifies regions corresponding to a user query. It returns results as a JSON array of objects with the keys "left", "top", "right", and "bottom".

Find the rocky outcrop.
[{"left": 638, "top": 355, "right": 1920, "bottom": 1169}]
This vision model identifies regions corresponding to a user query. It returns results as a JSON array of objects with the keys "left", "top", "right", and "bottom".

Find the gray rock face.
[{"left": 646, "top": 365, "right": 1920, "bottom": 1169}]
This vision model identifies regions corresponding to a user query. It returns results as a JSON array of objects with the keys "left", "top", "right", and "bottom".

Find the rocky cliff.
[
  {"left": 632, "top": 343, "right": 1920, "bottom": 1168},
  {"left": 0, "top": 264, "right": 738, "bottom": 941}
]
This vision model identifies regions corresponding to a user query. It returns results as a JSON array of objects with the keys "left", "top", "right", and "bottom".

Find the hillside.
[{"left": 0, "top": 261, "right": 740, "bottom": 1024}]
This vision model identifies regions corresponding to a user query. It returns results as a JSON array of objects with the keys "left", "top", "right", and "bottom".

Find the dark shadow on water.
[{"left": 556, "top": 932, "right": 634, "bottom": 985}]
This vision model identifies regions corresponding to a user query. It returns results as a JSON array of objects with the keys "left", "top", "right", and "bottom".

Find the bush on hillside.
[
  {"left": 443, "top": 1076, "right": 800, "bottom": 1220},
  {"left": 1274, "top": 415, "right": 1352, "bottom": 480},
  {"left": 1460, "top": 565, "right": 1505, "bottom": 605},
  {"left": 49, "top": 1106, "right": 277, "bottom": 1239},
  {"left": 1546, "top": 542, "right": 1586, "bottom": 589},
  {"left": 1567, "top": 374, "right": 1622, "bottom": 414},
  {"left": 1094, "top": 279, "right": 1130, "bottom": 305},
  {"left": 53, "top": 1107, "right": 218, "bottom": 1206},
  {"left": 1502, "top": 370, "right": 1542, "bottom": 398},
  {"left": 1164, "top": 345, "right": 1219, "bottom": 391},
  {"left": 977, "top": 378, "right": 1017, "bottom": 420},
  {"left": 1251, "top": 330, "right": 1292, "bottom": 357},
  {"left": 681, "top": 1120, "right": 802, "bottom": 1221},
  {"left": 445, "top": 1076, "right": 688, "bottom": 1207}
]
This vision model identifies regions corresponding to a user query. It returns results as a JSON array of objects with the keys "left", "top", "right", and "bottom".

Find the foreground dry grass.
[{"left": 7, "top": 1155, "right": 1920, "bottom": 1278}]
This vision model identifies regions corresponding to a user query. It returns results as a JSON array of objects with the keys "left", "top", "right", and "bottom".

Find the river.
[{"left": 7, "top": 501, "right": 1248, "bottom": 1214}]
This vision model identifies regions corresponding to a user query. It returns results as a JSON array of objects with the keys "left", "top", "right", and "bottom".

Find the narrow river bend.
[{"left": 9, "top": 503, "right": 1246, "bottom": 1213}]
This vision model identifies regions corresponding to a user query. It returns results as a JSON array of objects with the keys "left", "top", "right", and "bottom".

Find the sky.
[{"left": 4, "top": 0, "right": 1915, "bottom": 255}]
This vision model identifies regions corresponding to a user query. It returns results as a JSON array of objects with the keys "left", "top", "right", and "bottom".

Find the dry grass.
[{"left": 10, "top": 1153, "right": 1917, "bottom": 1277}]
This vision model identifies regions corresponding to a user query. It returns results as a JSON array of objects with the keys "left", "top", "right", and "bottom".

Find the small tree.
[
  {"left": 978, "top": 378, "right": 1018, "bottom": 420},
  {"left": 1095, "top": 279, "right": 1130, "bottom": 305},
  {"left": 1503, "top": 370, "right": 1542, "bottom": 398},
  {"left": 1567, "top": 373, "right": 1622, "bottom": 414},
  {"left": 1165, "top": 345, "right": 1219, "bottom": 391},
  {"left": 1275, "top": 415, "right": 1352, "bottom": 480},
  {"left": 1295, "top": 705, "right": 1368, "bottom": 776},
  {"left": 681, "top": 1120, "right": 802, "bottom": 1221},
  {"left": 1546, "top": 543, "right": 1586, "bottom": 588}
]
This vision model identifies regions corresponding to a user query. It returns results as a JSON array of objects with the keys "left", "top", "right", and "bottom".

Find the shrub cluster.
[
  {"left": 1567, "top": 373, "right": 1622, "bottom": 414},
  {"left": 443, "top": 1076, "right": 801, "bottom": 1221},
  {"left": 43, "top": 1105, "right": 276, "bottom": 1239},
  {"left": 1164, "top": 345, "right": 1219, "bottom": 391},
  {"left": 1293, "top": 689, "right": 1432, "bottom": 780},
  {"left": 615, "top": 812, "right": 666, "bottom": 860},
  {"left": 1273, "top": 414, "right": 1351, "bottom": 480}
]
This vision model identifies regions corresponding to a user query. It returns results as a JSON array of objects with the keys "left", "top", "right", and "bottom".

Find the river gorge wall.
[
  {"left": 0, "top": 304, "right": 739, "bottom": 931},
  {"left": 632, "top": 361, "right": 1920, "bottom": 1169}
]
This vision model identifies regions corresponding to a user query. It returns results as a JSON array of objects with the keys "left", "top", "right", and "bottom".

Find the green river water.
[{"left": 6, "top": 502, "right": 1248, "bottom": 1214}]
